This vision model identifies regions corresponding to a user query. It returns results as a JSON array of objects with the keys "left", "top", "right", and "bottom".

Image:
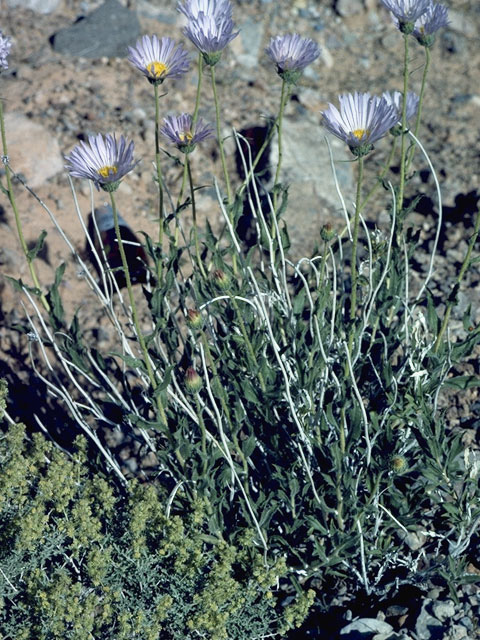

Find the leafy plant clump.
[
  {"left": 1, "top": 0, "right": 480, "bottom": 629},
  {"left": 0, "top": 405, "right": 313, "bottom": 640}
]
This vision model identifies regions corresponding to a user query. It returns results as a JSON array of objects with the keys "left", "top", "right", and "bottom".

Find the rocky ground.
[{"left": 0, "top": 0, "right": 480, "bottom": 638}]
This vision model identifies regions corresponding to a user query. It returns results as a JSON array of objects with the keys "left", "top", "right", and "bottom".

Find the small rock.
[
  {"left": 448, "top": 625, "right": 468, "bottom": 640},
  {"left": 432, "top": 600, "right": 456, "bottom": 622},
  {"left": 402, "top": 530, "right": 427, "bottom": 551},
  {"left": 122, "top": 457, "right": 138, "bottom": 474},
  {"left": 415, "top": 600, "right": 444, "bottom": 640},
  {"left": 458, "top": 617, "right": 473, "bottom": 631},
  {"left": 140, "top": 451, "right": 159, "bottom": 469},
  {"left": 3, "top": 112, "right": 64, "bottom": 188},
  {"left": 335, "top": 0, "right": 364, "bottom": 17},
  {"left": 340, "top": 618, "right": 394, "bottom": 637},
  {"left": 52, "top": 0, "right": 140, "bottom": 58}
]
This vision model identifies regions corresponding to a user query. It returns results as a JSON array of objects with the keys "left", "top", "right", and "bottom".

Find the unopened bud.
[
  {"left": 212, "top": 269, "right": 230, "bottom": 290},
  {"left": 320, "top": 223, "right": 335, "bottom": 242},
  {"left": 185, "top": 367, "right": 202, "bottom": 393},
  {"left": 186, "top": 308, "right": 203, "bottom": 330},
  {"left": 390, "top": 455, "right": 407, "bottom": 473}
]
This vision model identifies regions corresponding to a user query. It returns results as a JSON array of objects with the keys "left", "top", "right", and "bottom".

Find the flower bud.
[
  {"left": 186, "top": 308, "right": 203, "bottom": 330},
  {"left": 320, "top": 223, "right": 335, "bottom": 243},
  {"left": 212, "top": 269, "right": 230, "bottom": 290},
  {"left": 390, "top": 455, "right": 407, "bottom": 473},
  {"left": 185, "top": 367, "right": 202, "bottom": 393}
]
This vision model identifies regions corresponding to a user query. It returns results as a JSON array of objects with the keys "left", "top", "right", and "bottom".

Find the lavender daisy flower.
[
  {"left": 177, "top": 0, "right": 233, "bottom": 21},
  {"left": 266, "top": 33, "right": 320, "bottom": 84},
  {"left": 412, "top": 1, "right": 449, "bottom": 47},
  {"left": 161, "top": 113, "right": 214, "bottom": 153},
  {"left": 65, "top": 133, "right": 137, "bottom": 192},
  {"left": 382, "top": 90, "right": 419, "bottom": 123},
  {"left": 381, "top": 0, "right": 430, "bottom": 33},
  {"left": 0, "top": 31, "right": 12, "bottom": 71},
  {"left": 321, "top": 92, "right": 399, "bottom": 157},
  {"left": 184, "top": 12, "right": 238, "bottom": 66},
  {"left": 128, "top": 35, "right": 190, "bottom": 85}
]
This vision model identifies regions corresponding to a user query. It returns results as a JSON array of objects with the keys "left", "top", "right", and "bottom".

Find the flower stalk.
[
  {"left": 154, "top": 82, "right": 165, "bottom": 276},
  {"left": 347, "top": 156, "right": 364, "bottom": 359},
  {"left": 272, "top": 78, "right": 289, "bottom": 220},
  {"left": 109, "top": 191, "right": 168, "bottom": 427},
  {"left": 186, "top": 153, "right": 207, "bottom": 279},
  {"left": 406, "top": 46, "right": 431, "bottom": 171},
  {"left": 210, "top": 64, "right": 232, "bottom": 205},
  {"left": 397, "top": 33, "right": 410, "bottom": 213}
]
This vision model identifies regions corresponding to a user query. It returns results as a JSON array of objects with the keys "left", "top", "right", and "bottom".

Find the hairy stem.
[
  {"left": 406, "top": 46, "right": 431, "bottom": 172},
  {"left": 109, "top": 192, "right": 168, "bottom": 427},
  {"left": 154, "top": 82, "right": 165, "bottom": 280},
  {"left": 186, "top": 154, "right": 207, "bottom": 280},
  {"left": 397, "top": 33, "right": 410, "bottom": 212}
]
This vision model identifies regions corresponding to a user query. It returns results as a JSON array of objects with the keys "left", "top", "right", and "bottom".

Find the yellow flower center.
[
  {"left": 179, "top": 131, "right": 194, "bottom": 143},
  {"left": 146, "top": 61, "right": 168, "bottom": 78},
  {"left": 98, "top": 165, "right": 118, "bottom": 178},
  {"left": 352, "top": 128, "right": 369, "bottom": 140}
]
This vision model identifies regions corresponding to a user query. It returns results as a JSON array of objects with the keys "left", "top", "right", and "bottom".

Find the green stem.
[
  {"left": 0, "top": 98, "right": 50, "bottom": 312},
  {"left": 210, "top": 65, "right": 232, "bottom": 205},
  {"left": 174, "top": 55, "right": 203, "bottom": 247},
  {"left": 193, "top": 392, "right": 207, "bottom": 473},
  {"left": 272, "top": 78, "right": 289, "bottom": 218},
  {"left": 434, "top": 206, "right": 480, "bottom": 353},
  {"left": 347, "top": 156, "right": 364, "bottom": 359},
  {"left": 406, "top": 46, "right": 431, "bottom": 172},
  {"left": 358, "top": 137, "right": 398, "bottom": 215},
  {"left": 336, "top": 407, "right": 346, "bottom": 531},
  {"left": 349, "top": 157, "right": 364, "bottom": 322},
  {"left": 174, "top": 161, "right": 188, "bottom": 247},
  {"left": 201, "top": 332, "right": 249, "bottom": 480},
  {"left": 154, "top": 83, "right": 165, "bottom": 280},
  {"left": 210, "top": 64, "right": 237, "bottom": 274},
  {"left": 186, "top": 154, "right": 207, "bottom": 280},
  {"left": 192, "top": 53, "right": 203, "bottom": 125},
  {"left": 109, "top": 192, "right": 168, "bottom": 427},
  {"left": 230, "top": 296, "right": 266, "bottom": 393},
  {"left": 397, "top": 33, "right": 410, "bottom": 213}
]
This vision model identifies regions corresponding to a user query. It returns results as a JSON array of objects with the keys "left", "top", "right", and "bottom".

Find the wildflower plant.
[
  {"left": 382, "top": 89, "right": 419, "bottom": 124},
  {"left": 381, "top": 0, "right": 431, "bottom": 33},
  {"left": 161, "top": 113, "right": 214, "bottom": 153},
  {"left": 180, "top": 0, "right": 239, "bottom": 67},
  {"left": 412, "top": 1, "right": 450, "bottom": 47},
  {"left": 321, "top": 92, "right": 398, "bottom": 156},
  {"left": 266, "top": 33, "right": 320, "bottom": 85},
  {"left": 2, "top": 0, "right": 480, "bottom": 636},
  {"left": 65, "top": 133, "right": 137, "bottom": 192},
  {"left": 127, "top": 35, "right": 191, "bottom": 85}
]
